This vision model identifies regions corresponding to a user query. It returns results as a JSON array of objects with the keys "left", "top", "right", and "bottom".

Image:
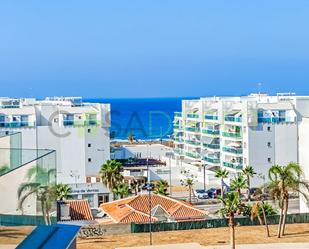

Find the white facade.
[
  {"left": 173, "top": 93, "right": 309, "bottom": 206},
  {"left": 0, "top": 97, "right": 111, "bottom": 184}
]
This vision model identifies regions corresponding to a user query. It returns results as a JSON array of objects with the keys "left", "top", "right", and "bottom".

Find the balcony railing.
[
  {"left": 174, "top": 112, "right": 182, "bottom": 117},
  {"left": 223, "top": 161, "right": 243, "bottom": 170},
  {"left": 63, "top": 120, "right": 98, "bottom": 126},
  {"left": 174, "top": 137, "right": 184, "bottom": 143},
  {"left": 202, "top": 129, "right": 220, "bottom": 136},
  {"left": 224, "top": 116, "right": 242, "bottom": 123},
  {"left": 185, "top": 140, "right": 200, "bottom": 146},
  {"left": 205, "top": 115, "right": 218, "bottom": 121},
  {"left": 174, "top": 148, "right": 184, "bottom": 155},
  {"left": 204, "top": 156, "right": 220, "bottom": 164},
  {"left": 0, "top": 121, "right": 36, "bottom": 128},
  {"left": 258, "top": 117, "right": 286, "bottom": 123},
  {"left": 222, "top": 131, "right": 242, "bottom": 138},
  {"left": 203, "top": 143, "right": 220, "bottom": 150},
  {"left": 187, "top": 113, "right": 199, "bottom": 119},
  {"left": 223, "top": 146, "right": 243, "bottom": 154},
  {"left": 185, "top": 152, "right": 201, "bottom": 159},
  {"left": 185, "top": 127, "right": 201, "bottom": 132}
]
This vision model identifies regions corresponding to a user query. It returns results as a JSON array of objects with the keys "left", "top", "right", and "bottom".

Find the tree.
[
  {"left": 180, "top": 170, "right": 196, "bottom": 203},
  {"left": 100, "top": 160, "right": 123, "bottom": 193},
  {"left": 18, "top": 165, "right": 56, "bottom": 225},
  {"left": 230, "top": 175, "right": 247, "bottom": 197},
  {"left": 154, "top": 180, "right": 169, "bottom": 196},
  {"left": 219, "top": 192, "right": 245, "bottom": 249},
  {"left": 128, "top": 132, "right": 135, "bottom": 143},
  {"left": 130, "top": 179, "right": 139, "bottom": 195},
  {"left": 215, "top": 169, "right": 229, "bottom": 200},
  {"left": 51, "top": 184, "right": 72, "bottom": 201},
  {"left": 242, "top": 166, "right": 256, "bottom": 201},
  {"left": 268, "top": 163, "right": 309, "bottom": 237},
  {"left": 112, "top": 182, "right": 129, "bottom": 199}
]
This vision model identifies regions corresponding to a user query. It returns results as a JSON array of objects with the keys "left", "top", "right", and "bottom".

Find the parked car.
[
  {"left": 141, "top": 183, "right": 155, "bottom": 191},
  {"left": 207, "top": 188, "right": 221, "bottom": 199},
  {"left": 194, "top": 189, "right": 208, "bottom": 199}
]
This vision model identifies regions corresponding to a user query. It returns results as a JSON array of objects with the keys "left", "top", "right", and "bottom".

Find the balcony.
[
  {"left": 201, "top": 129, "right": 220, "bottom": 136},
  {"left": 204, "top": 156, "right": 220, "bottom": 164},
  {"left": 223, "top": 161, "right": 243, "bottom": 170},
  {"left": 223, "top": 146, "right": 243, "bottom": 154},
  {"left": 205, "top": 115, "right": 218, "bottom": 121},
  {"left": 187, "top": 113, "right": 199, "bottom": 119},
  {"left": 0, "top": 121, "right": 36, "bottom": 128},
  {"left": 185, "top": 127, "right": 200, "bottom": 133},
  {"left": 174, "top": 112, "right": 182, "bottom": 118},
  {"left": 185, "top": 152, "right": 201, "bottom": 159},
  {"left": 203, "top": 143, "right": 220, "bottom": 150},
  {"left": 185, "top": 140, "right": 200, "bottom": 146},
  {"left": 222, "top": 131, "right": 242, "bottom": 139},
  {"left": 224, "top": 116, "right": 242, "bottom": 123}
]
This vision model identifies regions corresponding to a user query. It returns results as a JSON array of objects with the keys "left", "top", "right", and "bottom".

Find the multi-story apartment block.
[
  {"left": 0, "top": 97, "right": 111, "bottom": 184},
  {"left": 173, "top": 93, "right": 309, "bottom": 212}
]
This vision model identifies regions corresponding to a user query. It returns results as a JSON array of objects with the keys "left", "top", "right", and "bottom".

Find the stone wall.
[{"left": 78, "top": 223, "right": 131, "bottom": 238}]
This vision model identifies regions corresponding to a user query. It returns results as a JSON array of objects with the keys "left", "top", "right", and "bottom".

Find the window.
[
  {"left": 268, "top": 157, "right": 271, "bottom": 163},
  {"left": 96, "top": 177, "right": 100, "bottom": 183},
  {"left": 88, "top": 143, "right": 91, "bottom": 148},
  {"left": 88, "top": 128, "right": 91, "bottom": 133},
  {"left": 86, "top": 177, "right": 91, "bottom": 183},
  {"left": 267, "top": 142, "right": 271, "bottom": 147},
  {"left": 88, "top": 158, "right": 92, "bottom": 162},
  {"left": 267, "top": 126, "right": 271, "bottom": 132}
]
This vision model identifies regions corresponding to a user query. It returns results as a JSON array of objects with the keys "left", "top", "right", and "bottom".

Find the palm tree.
[
  {"left": 100, "top": 160, "right": 123, "bottom": 193},
  {"left": 130, "top": 179, "right": 139, "bottom": 195},
  {"left": 215, "top": 169, "right": 229, "bottom": 200},
  {"left": 128, "top": 132, "right": 135, "bottom": 143},
  {"left": 268, "top": 163, "right": 309, "bottom": 237},
  {"left": 242, "top": 166, "right": 256, "bottom": 201},
  {"left": 154, "top": 180, "right": 169, "bottom": 196},
  {"left": 52, "top": 184, "right": 72, "bottom": 201},
  {"left": 230, "top": 175, "right": 247, "bottom": 197},
  {"left": 0, "top": 165, "right": 9, "bottom": 176},
  {"left": 219, "top": 192, "right": 245, "bottom": 249},
  {"left": 181, "top": 178, "right": 194, "bottom": 203},
  {"left": 112, "top": 183, "right": 129, "bottom": 199}
]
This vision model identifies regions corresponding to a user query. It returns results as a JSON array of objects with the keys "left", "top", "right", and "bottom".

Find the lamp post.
[
  {"left": 166, "top": 151, "right": 173, "bottom": 196},
  {"left": 146, "top": 144, "right": 153, "bottom": 245}
]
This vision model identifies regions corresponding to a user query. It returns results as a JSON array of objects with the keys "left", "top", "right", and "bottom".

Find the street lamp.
[{"left": 146, "top": 144, "right": 153, "bottom": 245}]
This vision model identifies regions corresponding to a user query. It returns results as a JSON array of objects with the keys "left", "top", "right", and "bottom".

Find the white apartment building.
[
  {"left": 0, "top": 97, "right": 111, "bottom": 184},
  {"left": 173, "top": 93, "right": 309, "bottom": 212}
]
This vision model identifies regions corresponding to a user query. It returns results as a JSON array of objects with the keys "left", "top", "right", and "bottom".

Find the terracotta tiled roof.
[
  {"left": 100, "top": 194, "right": 207, "bottom": 224},
  {"left": 64, "top": 200, "right": 93, "bottom": 221}
]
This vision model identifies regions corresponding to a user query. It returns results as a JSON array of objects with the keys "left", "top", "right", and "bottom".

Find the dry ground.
[
  {"left": 2, "top": 224, "right": 309, "bottom": 249},
  {"left": 77, "top": 224, "right": 309, "bottom": 249}
]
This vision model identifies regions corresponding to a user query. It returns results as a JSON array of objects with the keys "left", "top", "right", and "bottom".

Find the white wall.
[
  {"left": 299, "top": 118, "right": 309, "bottom": 212},
  {"left": 0, "top": 160, "right": 37, "bottom": 215}
]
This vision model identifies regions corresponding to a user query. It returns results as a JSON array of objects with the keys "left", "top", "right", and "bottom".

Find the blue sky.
[{"left": 1, "top": 0, "right": 309, "bottom": 98}]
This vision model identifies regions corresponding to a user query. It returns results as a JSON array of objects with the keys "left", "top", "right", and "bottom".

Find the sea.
[{"left": 85, "top": 98, "right": 190, "bottom": 140}]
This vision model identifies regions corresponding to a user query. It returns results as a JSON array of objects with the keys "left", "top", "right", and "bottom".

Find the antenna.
[{"left": 257, "top": 82, "right": 262, "bottom": 101}]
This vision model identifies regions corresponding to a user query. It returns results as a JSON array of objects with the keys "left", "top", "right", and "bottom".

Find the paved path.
[{"left": 117, "top": 243, "right": 309, "bottom": 249}]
